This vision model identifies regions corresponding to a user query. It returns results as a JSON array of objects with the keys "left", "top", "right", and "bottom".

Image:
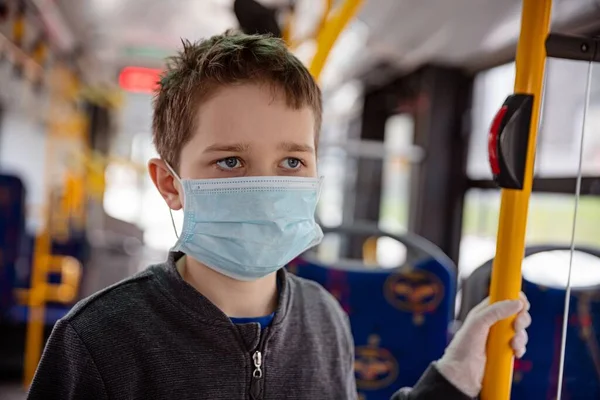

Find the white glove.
[{"left": 436, "top": 292, "right": 531, "bottom": 397}]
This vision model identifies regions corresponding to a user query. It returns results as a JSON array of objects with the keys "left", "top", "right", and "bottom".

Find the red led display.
[{"left": 118, "top": 66, "right": 162, "bottom": 94}]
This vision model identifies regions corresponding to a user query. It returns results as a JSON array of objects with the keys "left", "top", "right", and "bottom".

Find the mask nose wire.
[{"left": 164, "top": 161, "right": 182, "bottom": 239}]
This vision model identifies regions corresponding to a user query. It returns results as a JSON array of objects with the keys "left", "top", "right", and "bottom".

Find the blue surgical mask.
[{"left": 165, "top": 163, "right": 324, "bottom": 281}]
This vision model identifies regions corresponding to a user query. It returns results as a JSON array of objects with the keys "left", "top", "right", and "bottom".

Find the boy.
[{"left": 28, "top": 31, "right": 530, "bottom": 399}]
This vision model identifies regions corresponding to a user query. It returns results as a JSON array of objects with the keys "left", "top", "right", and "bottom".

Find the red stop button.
[{"left": 488, "top": 105, "right": 508, "bottom": 176}]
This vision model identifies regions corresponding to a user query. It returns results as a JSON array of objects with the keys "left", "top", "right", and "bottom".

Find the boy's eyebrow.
[
  {"left": 203, "top": 143, "right": 250, "bottom": 153},
  {"left": 278, "top": 142, "right": 315, "bottom": 153}
]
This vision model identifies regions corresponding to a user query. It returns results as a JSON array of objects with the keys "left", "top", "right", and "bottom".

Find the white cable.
[{"left": 556, "top": 61, "right": 594, "bottom": 400}]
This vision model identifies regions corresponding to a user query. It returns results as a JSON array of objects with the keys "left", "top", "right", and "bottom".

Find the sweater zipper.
[
  {"left": 252, "top": 351, "right": 263, "bottom": 379},
  {"left": 250, "top": 328, "right": 269, "bottom": 400}
]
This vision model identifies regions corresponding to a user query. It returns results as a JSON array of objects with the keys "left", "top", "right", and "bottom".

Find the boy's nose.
[{"left": 247, "top": 163, "right": 278, "bottom": 177}]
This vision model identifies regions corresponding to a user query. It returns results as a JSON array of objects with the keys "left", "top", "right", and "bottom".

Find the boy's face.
[{"left": 150, "top": 83, "right": 318, "bottom": 210}]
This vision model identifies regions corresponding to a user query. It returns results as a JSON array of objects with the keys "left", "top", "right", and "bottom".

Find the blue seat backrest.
[
  {"left": 7, "top": 232, "right": 86, "bottom": 325},
  {"left": 51, "top": 229, "right": 89, "bottom": 263},
  {"left": 289, "top": 255, "right": 455, "bottom": 400},
  {"left": 0, "top": 174, "right": 26, "bottom": 316},
  {"left": 458, "top": 246, "right": 600, "bottom": 400},
  {"left": 513, "top": 279, "right": 600, "bottom": 400}
]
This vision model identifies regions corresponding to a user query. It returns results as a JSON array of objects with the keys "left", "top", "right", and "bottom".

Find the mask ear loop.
[
  {"left": 164, "top": 161, "right": 182, "bottom": 239},
  {"left": 169, "top": 209, "right": 180, "bottom": 239},
  {"left": 316, "top": 175, "right": 325, "bottom": 199}
]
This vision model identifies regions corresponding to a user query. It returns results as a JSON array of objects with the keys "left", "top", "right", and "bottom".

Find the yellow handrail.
[
  {"left": 481, "top": 0, "right": 552, "bottom": 399},
  {"left": 317, "top": 0, "right": 335, "bottom": 41},
  {"left": 285, "top": 0, "right": 333, "bottom": 49},
  {"left": 0, "top": 32, "right": 44, "bottom": 83},
  {"left": 15, "top": 256, "right": 83, "bottom": 305},
  {"left": 282, "top": 8, "right": 293, "bottom": 46},
  {"left": 23, "top": 66, "right": 88, "bottom": 388},
  {"left": 362, "top": 236, "right": 378, "bottom": 265},
  {"left": 12, "top": 4, "right": 25, "bottom": 48},
  {"left": 309, "top": 0, "right": 364, "bottom": 81},
  {"left": 23, "top": 151, "right": 55, "bottom": 388}
]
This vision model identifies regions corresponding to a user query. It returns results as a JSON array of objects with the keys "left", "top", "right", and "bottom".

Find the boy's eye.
[
  {"left": 280, "top": 158, "right": 302, "bottom": 170},
  {"left": 216, "top": 157, "right": 242, "bottom": 170}
]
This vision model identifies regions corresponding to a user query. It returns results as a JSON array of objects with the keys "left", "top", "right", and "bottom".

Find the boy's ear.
[{"left": 148, "top": 158, "right": 183, "bottom": 210}]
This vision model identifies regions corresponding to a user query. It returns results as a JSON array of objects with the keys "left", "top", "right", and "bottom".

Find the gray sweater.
[{"left": 28, "top": 253, "right": 470, "bottom": 399}]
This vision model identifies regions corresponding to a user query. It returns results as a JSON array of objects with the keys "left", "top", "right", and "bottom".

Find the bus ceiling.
[{"left": 37, "top": 0, "right": 600, "bottom": 90}]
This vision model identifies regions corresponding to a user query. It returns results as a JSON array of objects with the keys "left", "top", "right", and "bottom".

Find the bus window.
[
  {"left": 0, "top": 114, "right": 47, "bottom": 233},
  {"left": 461, "top": 189, "right": 600, "bottom": 280},
  {"left": 536, "top": 59, "right": 595, "bottom": 177},
  {"left": 103, "top": 163, "right": 142, "bottom": 224},
  {"left": 469, "top": 58, "right": 598, "bottom": 180},
  {"left": 314, "top": 82, "right": 363, "bottom": 260},
  {"left": 462, "top": 56, "right": 600, "bottom": 280},
  {"left": 316, "top": 81, "right": 363, "bottom": 227},
  {"left": 362, "top": 114, "right": 412, "bottom": 268},
  {"left": 467, "top": 62, "right": 516, "bottom": 180},
  {"left": 379, "top": 113, "right": 413, "bottom": 234}
]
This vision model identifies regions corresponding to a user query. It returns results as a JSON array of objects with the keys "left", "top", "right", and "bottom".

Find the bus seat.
[
  {"left": 8, "top": 233, "right": 84, "bottom": 326},
  {"left": 51, "top": 229, "right": 90, "bottom": 265},
  {"left": 288, "top": 223, "right": 456, "bottom": 400},
  {"left": 458, "top": 245, "right": 600, "bottom": 319},
  {"left": 513, "top": 279, "right": 600, "bottom": 399},
  {"left": 458, "top": 246, "right": 600, "bottom": 399},
  {"left": 0, "top": 174, "right": 26, "bottom": 319}
]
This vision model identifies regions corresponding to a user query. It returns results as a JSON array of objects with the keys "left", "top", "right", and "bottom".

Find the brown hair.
[{"left": 152, "top": 30, "right": 322, "bottom": 170}]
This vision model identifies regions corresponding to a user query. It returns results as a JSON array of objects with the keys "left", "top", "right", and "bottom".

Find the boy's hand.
[{"left": 436, "top": 293, "right": 531, "bottom": 397}]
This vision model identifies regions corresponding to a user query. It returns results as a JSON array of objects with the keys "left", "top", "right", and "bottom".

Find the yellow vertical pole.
[
  {"left": 23, "top": 141, "right": 54, "bottom": 388},
  {"left": 282, "top": 12, "right": 292, "bottom": 46},
  {"left": 22, "top": 66, "right": 63, "bottom": 387},
  {"left": 12, "top": 1, "right": 25, "bottom": 48},
  {"left": 481, "top": 0, "right": 552, "bottom": 399},
  {"left": 284, "top": 0, "right": 333, "bottom": 49},
  {"left": 308, "top": 0, "right": 364, "bottom": 81},
  {"left": 76, "top": 112, "right": 90, "bottom": 232},
  {"left": 315, "top": 0, "right": 334, "bottom": 44}
]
